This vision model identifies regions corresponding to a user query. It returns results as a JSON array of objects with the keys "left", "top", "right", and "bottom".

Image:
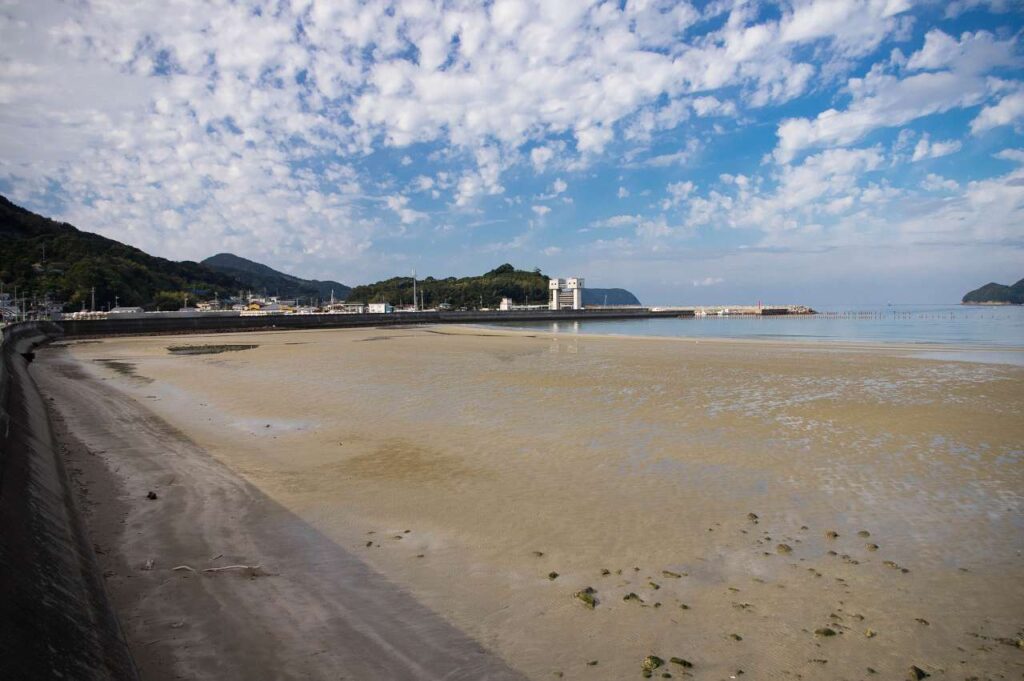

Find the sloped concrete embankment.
[{"left": 0, "top": 322, "right": 136, "bottom": 680}]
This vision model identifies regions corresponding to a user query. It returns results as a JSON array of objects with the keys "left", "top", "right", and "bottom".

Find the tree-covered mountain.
[
  {"left": 346, "top": 264, "right": 551, "bottom": 308},
  {"left": 0, "top": 195, "right": 238, "bottom": 311},
  {"left": 202, "top": 252, "right": 350, "bottom": 301},
  {"left": 962, "top": 278, "right": 1024, "bottom": 304},
  {"left": 346, "top": 264, "right": 641, "bottom": 309}
]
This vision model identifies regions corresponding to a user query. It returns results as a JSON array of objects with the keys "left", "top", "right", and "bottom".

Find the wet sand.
[{"left": 35, "top": 326, "right": 1024, "bottom": 680}]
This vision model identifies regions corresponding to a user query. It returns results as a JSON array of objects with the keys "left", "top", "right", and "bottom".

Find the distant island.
[{"left": 962, "top": 278, "right": 1024, "bottom": 305}]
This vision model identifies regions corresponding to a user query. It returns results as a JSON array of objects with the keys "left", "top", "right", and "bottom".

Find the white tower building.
[{"left": 549, "top": 277, "right": 584, "bottom": 310}]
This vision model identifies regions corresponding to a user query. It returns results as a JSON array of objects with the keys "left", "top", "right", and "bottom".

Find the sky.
[{"left": 1, "top": 0, "right": 1022, "bottom": 306}]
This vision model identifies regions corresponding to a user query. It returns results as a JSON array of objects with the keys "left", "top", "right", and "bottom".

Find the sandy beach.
[{"left": 34, "top": 326, "right": 1024, "bottom": 680}]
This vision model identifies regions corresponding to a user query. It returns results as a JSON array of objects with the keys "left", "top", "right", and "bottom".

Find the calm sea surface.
[{"left": 486, "top": 304, "right": 1024, "bottom": 349}]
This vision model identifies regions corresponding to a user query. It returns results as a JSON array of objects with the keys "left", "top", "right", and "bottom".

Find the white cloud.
[
  {"left": 775, "top": 29, "right": 1020, "bottom": 162},
  {"left": 618, "top": 186, "right": 630, "bottom": 199},
  {"left": 691, "top": 96, "right": 737, "bottom": 117},
  {"left": 971, "top": 91, "right": 1024, "bottom": 134},
  {"left": 386, "top": 195, "right": 427, "bottom": 224},
  {"left": 692, "top": 276, "right": 723, "bottom": 287},
  {"left": 779, "top": 0, "right": 913, "bottom": 55},
  {"left": 551, "top": 178, "right": 567, "bottom": 195},
  {"left": 995, "top": 148, "right": 1024, "bottom": 163},
  {"left": 531, "top": 205, "right": 551, "bottom": 217},
  {"left": 921, "top": 173, "right": 960, "bottom": 191},
  {"left": 411, "top": 175, "right": 435, "bottom": 192},
  {"left": 542, "top": 246, "right": 562, "bottom": 256},
  {"left": 530, "top": 146, "right": 554, "bottom": 172},
  {"left": 590, "top": 214, "right": 642, "bottom": 229},
  {"left": 911, "top": 134, "right": 962, "bottom": 161},
  {"left": 662, "top": 180, "right": 695, "bottom": 209}
]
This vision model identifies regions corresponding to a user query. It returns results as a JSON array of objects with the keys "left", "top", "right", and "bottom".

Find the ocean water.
[{"left": 486, "top": 304, "right": 1024, "bottom": 349}]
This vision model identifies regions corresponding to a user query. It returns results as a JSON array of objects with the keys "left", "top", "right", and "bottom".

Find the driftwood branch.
[{"left": 202, "top": 564, "right": 262, "bottom": 573}]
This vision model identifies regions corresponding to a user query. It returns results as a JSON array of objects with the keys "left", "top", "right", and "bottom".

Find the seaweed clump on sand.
[
  {"left": 574, "top": 587, "right": 598, "bottom": 609},
  {"left": 167, "top": 344, "right": 259, "bottom": 355},
  {"left": 641, "top": 655, "right": 665, "bottom": 677}
]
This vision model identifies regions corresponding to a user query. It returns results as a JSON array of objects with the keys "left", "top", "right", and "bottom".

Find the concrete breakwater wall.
[
  {"left": 0, "top": 322, "right": 137, "bottom": 680},
  {"left": 59, "top": 307, "right": 680, "bottom": 337}
]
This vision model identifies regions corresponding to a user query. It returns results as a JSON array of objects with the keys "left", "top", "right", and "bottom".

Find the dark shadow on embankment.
[{"left": 0, "top": 322, "right": 138, "bottom": 680}]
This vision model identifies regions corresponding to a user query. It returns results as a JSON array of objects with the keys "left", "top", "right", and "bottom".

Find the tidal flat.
[{"left": 38, "top": 326, "right": 1024, "bottom": 680}]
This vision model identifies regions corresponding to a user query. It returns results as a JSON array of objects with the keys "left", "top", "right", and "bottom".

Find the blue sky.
[{"left": 1, "top": 0, "right": 1022, "bottom": 305}]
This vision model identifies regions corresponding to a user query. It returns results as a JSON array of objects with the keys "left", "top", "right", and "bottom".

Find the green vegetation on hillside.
[
  {"left": 202, "top": 252, "right": 350, "bottom": 301},
  {"left": 962, "top": 278, "right": 1024, "bottom": 304},
  {"left": 346, "top": 264, "right": 550, "bottom": 309},
  {"left": 0, "top": 195, "right": 237, "bottom": 310}
]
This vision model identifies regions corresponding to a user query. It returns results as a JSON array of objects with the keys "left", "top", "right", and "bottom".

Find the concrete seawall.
[
  {"left": 0, "top": 322, "right": 137, "bottom": 680},
  {"left": 59, "top": 307, "right": 685, "bottom": 337}
]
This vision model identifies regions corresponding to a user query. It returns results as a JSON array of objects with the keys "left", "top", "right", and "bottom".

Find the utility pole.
[
  {"left": 412, "top": 270, "right": 417, "bottom": 312},
  {"left": 91, "top": 286, "right": 96, "bottom": 312}
]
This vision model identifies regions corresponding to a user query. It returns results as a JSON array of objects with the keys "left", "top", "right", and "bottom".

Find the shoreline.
[{"left": 462, "top": 322, "right": 1024, "bottom": 362}]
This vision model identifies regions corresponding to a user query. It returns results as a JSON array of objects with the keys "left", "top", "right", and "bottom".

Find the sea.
[{"left": 486, "top": 304, "right": 1024, "bottom": 363}]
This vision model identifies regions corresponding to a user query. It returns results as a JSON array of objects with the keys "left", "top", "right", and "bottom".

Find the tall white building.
[{"left": 549, "top": 277, "right": 584, "bottom": 310}]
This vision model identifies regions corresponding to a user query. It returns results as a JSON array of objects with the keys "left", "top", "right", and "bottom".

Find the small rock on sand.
[
  {"left": 814, "top": 627, "right": 838, "bottom": 637},
  {"left": 825, "top": 530, "right": 839, "bottom": 539},
  {"left": 776, "top": 543, "right": 793, "bottom": 554},
  {"left": 548, "top": 572, "right": 559, "bottom": 580},
  {"left": 146, "top": 491, "right": 158, "bottom": 500},
  {"left": 908, "top": 665, "right": 930, "bottom": 679}
]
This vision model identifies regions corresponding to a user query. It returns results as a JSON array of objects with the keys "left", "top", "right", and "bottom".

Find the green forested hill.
[
  {"left": 346, "top": 264, "right": 550, "bottom": 308},
  {"left": 202, "top": 252, "right": 350, "bottom": 301},
  {"left": 0, "top": 195, "right": 237, "bottom": 310},
  {"left": 962, "top": 279, "right": 1024, "bottom": 304}
]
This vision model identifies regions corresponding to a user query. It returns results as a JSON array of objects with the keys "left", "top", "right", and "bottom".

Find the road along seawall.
[
  {"left": 0, "top": 322, "right": 138, "bottom": 680},
  {"left": 59, "top": 307, "right": 687, "bottom": 337}
]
